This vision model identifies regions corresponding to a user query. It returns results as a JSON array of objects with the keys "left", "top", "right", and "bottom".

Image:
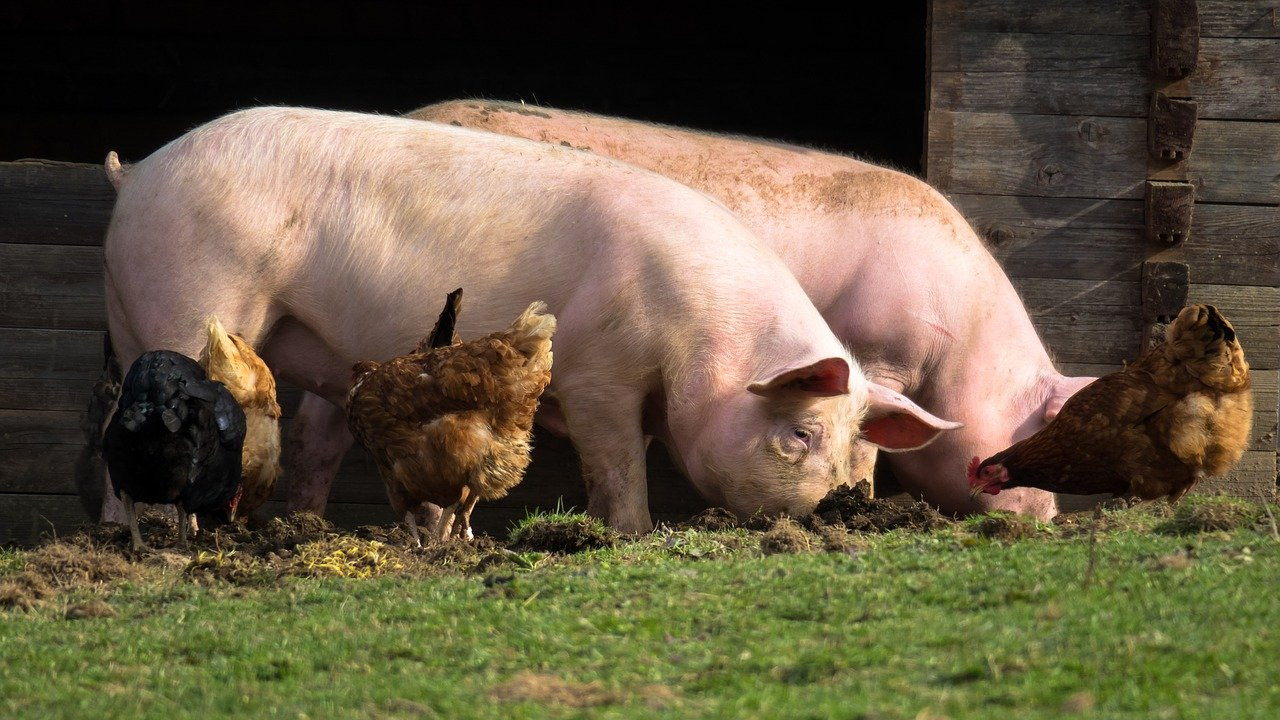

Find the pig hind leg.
[{"left": 558, "top": 384, "right": 653, "bottom": 534}]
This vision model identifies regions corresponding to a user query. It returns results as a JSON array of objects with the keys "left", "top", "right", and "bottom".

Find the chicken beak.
[{"left": 968, "top": 483, "right": 988, "bottom": 499}]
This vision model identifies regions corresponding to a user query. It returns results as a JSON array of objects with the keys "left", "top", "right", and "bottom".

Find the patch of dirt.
[
  {"left": 805, "top": 481, "right": 951, "bottom": 533},
  {"left": 509, "top": 516, "right": 619, "bottom": 554},
  {"left": 236, "top": 512, "right": 337, "bottom": 554},
  {"left": 490, "top": 671, "right": 617, "bottom": 707},
  {"left": 0, "top": 540, "right": 137, "bottom": 611},
  {"left": 811, "top": 525, "right": 866, "bottom": 554},
  {"left": 682, "top": 507, "right": 739, "bottom": 531},
  {"left": 759, "top": 517, "right": 817, "bottom": 554},
  {"left": 0, "top": 573, "right": 52, "bottom": 611},
  {"left": 65, "top": 600, "right": 116, "bottom": 620},
  {"left": 1156, "top": 496, "right": 1262, "bottom": 535},
  {"left": 1062, "top": 691, "right": 1096, "bottom": 714},
  {"left": 1151, "top": 548, "right": 1194, "bottom": 571},
  {"left": 969, "top": 512, "right": 1042, "bottom": 541}
]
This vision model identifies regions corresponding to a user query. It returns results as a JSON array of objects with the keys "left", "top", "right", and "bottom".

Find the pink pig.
[
  {"left": 405, "top": 100, "right": 1099, "bottom": 519},
  {"left": 101, "top": 107, "right": 957, "bottom": 533}
]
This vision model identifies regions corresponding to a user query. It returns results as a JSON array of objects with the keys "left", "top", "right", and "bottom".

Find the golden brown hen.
[
  {"left": 968, "top": 304, "right": 1252, "bottom": 502},
  {"left": 346, "top": 295, "right": 555, "bottom": 545},
  {"left": 198, "top": 315, "right": 283, "bottom": 519}
]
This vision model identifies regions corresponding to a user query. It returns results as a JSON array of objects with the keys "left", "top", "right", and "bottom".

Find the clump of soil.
[
  {"left": 0, "top": 573, "right": 52, "bottom": 611},
  {"left": 968, "top": 511, "right": 1042, "bottom": 541},
  {"left": 1156, "top": 495, "right": 1262, "bottom": 535},
  {"left": 810, "top": 524, "right": 866, "bottom": 554},
  {"left": 0, "top": 540, "right": 136, "bottom": 611},
  {"left": 236, "top": 512, "right": 336, "bottom": 554},
  {"left": 65, "top": 600, "right": 116, "bottom": 620},
  {"left": 759, "top": 517, "right": 817, "bottom": 554},
  {"left": 490, "top": 672, "right": 618, "bottom": 707},
  {"left": 509, "top": 514, "right": 619, "bottom": 553},
  {"left": 414, "top": 536, "right": 510, "bottom": 574},
  {"left": 682, "top": 507, "right": 739, "bottom": 532},
  {"left": 805, "top": 481, "right": 951, "bottom": 533}
]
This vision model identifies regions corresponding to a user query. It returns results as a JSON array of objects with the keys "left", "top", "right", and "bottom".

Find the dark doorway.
[{"left": 2, "top": 3, "right": 927, "bottom": 172}]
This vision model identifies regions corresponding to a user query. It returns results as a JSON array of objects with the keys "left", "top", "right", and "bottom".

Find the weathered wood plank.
[
  {"left": 931, "top": 0, "right": 1147, "bottom": 35},
  {"left": 931, "top": 0, "right": 1273, "bottom": 38},
  {"left": 0, "top": 328, "right": 105, "bottom": 380},
  {"left": 928, "top": 111, "right": 1280, "bottom": 204},
  {"left": 951, "top": 194, "right": 1280, "bottom": 286},
  {"left": 1199, "top": 451, "right": 1277, "bottom": 498},
  {"left": 0, "top": 161, "right": 114, "bottom": 246},
  {"left": 1199, "top": 1, "right": 1280, "bottom": 38},
  {"left": 1195, "top": 38, "right": 1280, "bottom": 120},
  {"left": 1010, "top": 278, "right": 1280, "bottom": 369},
  {"left": 0, "top": 244, "right": 106, "bottom": 330},
  {"left": 932, "top": 35, "right": 1278, "bottom": 120},
  {"left": 1012, "top": 277, "right": 1142, "bottom": 366},
  {"left": 0, "top": 378, "right": 94, "bottom": 413}
]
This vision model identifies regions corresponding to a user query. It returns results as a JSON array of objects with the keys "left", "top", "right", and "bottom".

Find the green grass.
[{"left": 3, "top": 505, "right": 1279, "bottom": 719}]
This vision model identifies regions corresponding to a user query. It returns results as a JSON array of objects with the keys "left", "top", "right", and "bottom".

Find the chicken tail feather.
[
  {"left": 505, "top": 301, "right": 557, "bottom": 362},
  {"left": 421, "top": 288, "right": 464, "bottom": 352}
]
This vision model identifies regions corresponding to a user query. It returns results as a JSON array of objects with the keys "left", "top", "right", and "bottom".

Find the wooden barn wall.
[
  {"left": 0, "top": 161, "right": 705, "bottom": 542},
  {"left": 927, "top": 0, "right": 1279, "bottom": 497}
]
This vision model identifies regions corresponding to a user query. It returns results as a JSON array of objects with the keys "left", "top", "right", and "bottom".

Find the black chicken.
[{"left": 103, "top": 350, "right": 247, "bottom": 550}]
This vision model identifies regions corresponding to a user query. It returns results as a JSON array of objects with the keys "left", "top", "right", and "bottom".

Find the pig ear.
[
  {"left": 1043, "top": 375, "right": 1097, "bottom": 422},
  {"left": 748, "top": 357, "right": 850, "bottom": 397},
  {"left": 861, "top": 382, "right": 962, "bottom": 451}
]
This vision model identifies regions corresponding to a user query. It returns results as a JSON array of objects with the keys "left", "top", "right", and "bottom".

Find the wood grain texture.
[
  {"left": 0, "top": 328, "right": 105, "bottom": 380},
  {"left": 0, "top": 244, "right": 105, "bottom": 331},
  {"left": 932, "top": 0, "right": 1275, "bottom": 38},
  {"left": 951, "top": 194, "right": 1279, "bottom": 286},
  {"left": 928, "top": 111, "right": 1280, "bottom": 204},
  {"left": 0, "top": 161, "right": 115, "bottom": 246},
  {"left": 1198, "top": 1, "right": 1280, "bottom": 38},
  {"left": 1198, "top": 451, "right": 1277, "bottom": 498},
  {"left": 931, "top": 0, "right": 1147, "bottom": 35},
  {"left": 931, "top": 33, "right": 1278, "bottom": 120},
  {"left": 1009, "top": 278, "right": 1279, "bottom": 369}
]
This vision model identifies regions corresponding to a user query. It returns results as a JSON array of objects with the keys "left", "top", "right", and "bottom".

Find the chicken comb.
[{"left": 966, "top": 456, "right": 982, "bottom": 487}]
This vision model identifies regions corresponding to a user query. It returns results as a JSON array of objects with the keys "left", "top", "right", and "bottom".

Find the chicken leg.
[{"left": 122, "top": 492, "right": 149, "bottom": 551}]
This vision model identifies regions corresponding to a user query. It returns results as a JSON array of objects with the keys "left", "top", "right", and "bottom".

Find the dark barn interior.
[{"left": 2, "top": 3, "right": 927, "bottom": 171}]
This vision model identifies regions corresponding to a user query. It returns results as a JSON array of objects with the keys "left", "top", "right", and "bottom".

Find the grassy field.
[{"left": 2, "top": 496, "right": 1278, "bottom": 719}]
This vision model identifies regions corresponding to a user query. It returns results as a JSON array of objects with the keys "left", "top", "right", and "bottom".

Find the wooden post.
[{"left": 1151, "top": 0, "right": 1200, "bottom": 79}]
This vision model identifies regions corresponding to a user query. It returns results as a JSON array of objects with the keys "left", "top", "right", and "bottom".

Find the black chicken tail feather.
[{"left": 420, "top": 287, "right": 464, "bottom": 352}]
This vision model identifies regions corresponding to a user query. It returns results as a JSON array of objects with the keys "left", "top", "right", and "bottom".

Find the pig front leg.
[
  {"left": 559, "top": 388, "right": 653, "bottom": 534},
  {"left": 286, "top": 392, "right": 355, "bottom": 515}
]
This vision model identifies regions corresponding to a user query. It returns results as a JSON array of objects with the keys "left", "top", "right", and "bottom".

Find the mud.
[{"left": 805, "top": 481, "right": 951, "bottom": 533}]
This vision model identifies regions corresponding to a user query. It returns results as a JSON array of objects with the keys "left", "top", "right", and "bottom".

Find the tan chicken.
[
  {"left": 969, "top": 304, "right": 1252, "bottom": 502},
  {"left": 346, "top": 292, "right": 555, "bottom": 545},
  {"left": 198, "top": 316, "right": 283, "bottom": 519}
]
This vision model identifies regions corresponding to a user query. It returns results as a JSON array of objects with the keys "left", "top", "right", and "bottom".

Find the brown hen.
[
  {"left": 198, "top": 315, "right": 283, "bottom": 520},
  {"left": 346, "top": 294, "right": 555, "bottom": 545},
  {"left": 969, "top": 304, "right": 1252, "bottom": 502}
]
